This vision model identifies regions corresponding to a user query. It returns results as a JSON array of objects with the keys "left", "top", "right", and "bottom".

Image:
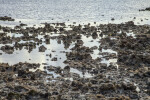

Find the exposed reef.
[{"left": 0, "top": 20, "right": 150, "bottom": 99}]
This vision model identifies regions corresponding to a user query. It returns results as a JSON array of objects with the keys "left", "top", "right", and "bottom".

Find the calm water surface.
[{"left": 0, "top": 0, "right": 150, "bottom": 24}]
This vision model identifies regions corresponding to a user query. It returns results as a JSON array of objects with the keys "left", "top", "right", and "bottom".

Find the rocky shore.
[{"left": 0, "top": 19, "right": 150, "bottom": 99}]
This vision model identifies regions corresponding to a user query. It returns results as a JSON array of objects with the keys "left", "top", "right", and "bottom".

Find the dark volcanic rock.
[
  {"left": 139, "top": 7, "right": 150, "bottom": 11},
  {"left": 39, "top": 45, "right": 47, "bottom": 52},
  {"left": 1, "top": 45, "right": 14, "bottom": 54},
  {"left": 0, "top": 16, "right": 15, "bottom": 21},
  {"left": 0, "top": 21, "right": 150, "bottom": 99}
]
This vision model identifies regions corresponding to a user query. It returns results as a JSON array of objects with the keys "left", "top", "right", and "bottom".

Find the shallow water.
[
  {"left": 0, "top": 0, "right": 150, "bottom": 25},
  {"left": 0, "top": 20, "right": 140, "bottom": 78},
  {"left": 0, "top": 34, "right": 116, "bottom": 78},
  {"left": 0, "top": 0, "right": 148, "bottom": 77}
]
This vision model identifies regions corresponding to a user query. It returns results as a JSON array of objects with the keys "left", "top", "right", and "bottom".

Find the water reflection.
[{"left": 0, "top": 24, "right": 121, "bottom": 78}]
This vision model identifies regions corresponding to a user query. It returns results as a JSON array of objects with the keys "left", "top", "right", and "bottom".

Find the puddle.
[
  {"left": 134, "top": 83, "right": 140, "bottom": 92},
  {"left": 70, "top": 68, "right": 93, "bottom": 78},
  {"left": 81, "top": 32, "right": 118, "bottom": 68},
  {"left": 7, "top": 32, "right": 24, "bottom": 38},
  {"left": 81, "top": 34, "right": 100, "bottom": 48},
  {"left": 126, "top": 32, "right": 136, "bottom": 38},
  {"left": 0, "top": 24, "right": 120, "bottom": 79},
  {"left": 81, "top": 34, "right": 100, "bottom": 59},
  {"left": 102, "top": 48, "right": 117, "bottom": 55},
  {"left": 0, "top": 31, "right": 94, "bottom": 78},
  {"left": 118, "top": 30, "right": 136, "bottom": 38},
  {"left": 0, "top": 39, "right": 72, "bottom": 68}
]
